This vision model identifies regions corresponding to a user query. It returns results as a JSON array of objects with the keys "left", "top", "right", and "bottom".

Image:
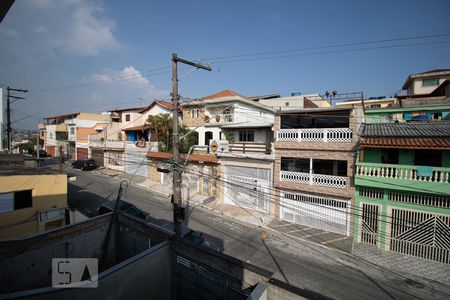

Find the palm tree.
[{"left": 145, "top": 114, "right": 173, "bottom": 152}]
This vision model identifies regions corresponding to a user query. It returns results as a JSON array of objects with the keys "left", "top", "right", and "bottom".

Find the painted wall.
[
  {"left": 410, "top": 75, "right": 450, "bottom": 95},
  {"left": 0, "top": 174, "right": 67, "bottom": 239},
  {"left": 141, "top": 105, "right": 172, "bottom": 124}
]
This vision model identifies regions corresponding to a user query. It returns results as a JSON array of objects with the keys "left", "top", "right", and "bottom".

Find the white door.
[
  {"left": 223, "top": 166, "right": 270, "bottom": 213},
  {"left": 280, "top": 192, "right": 350, "bottom": 236},
  {"left": 125, "top": 152, "right": 148, "bottom": 177}
]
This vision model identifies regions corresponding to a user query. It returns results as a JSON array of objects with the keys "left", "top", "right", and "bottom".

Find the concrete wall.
[
  {"left": 121, "top": 111, "right": 144, "bottom": 128},
  {"left": 14, "top": 243, "right": 172, "bottom": 300},
  {"left": 0, "top": 215, "right": 115, "bottom": 294},
  {"left": 0, "top": 173, "right": 67, "bottom": 239}
]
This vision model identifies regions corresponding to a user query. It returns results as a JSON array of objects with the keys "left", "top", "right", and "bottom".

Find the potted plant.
[{"left": 215, "top": 115, "right": 221, "bottom": 122}]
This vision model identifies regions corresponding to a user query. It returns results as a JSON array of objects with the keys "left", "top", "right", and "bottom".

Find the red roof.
[
  {"left": 139, "top": 100, "right": 174, "bottom": 113},
  {"left": 146, "top": 151, "right": 218, "bottom": 163},
  {"left": 360, "top": 138, "right": 450, "bottom": 149},
  {"left": 155, "top": 100, "right": 173, "bottom": 110},
  {"left": 202, "top": 89, "right": 249, "bottom": 100}
]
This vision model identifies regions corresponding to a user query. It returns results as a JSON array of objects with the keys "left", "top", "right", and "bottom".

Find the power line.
[
  {"left": 203, "top": 40, "right": 450, "bottom": 65},
  {"left": 200, "top": 33, "right": 450, "bottom": 61}
]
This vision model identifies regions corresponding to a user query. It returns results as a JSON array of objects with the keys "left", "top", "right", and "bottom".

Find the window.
[
  {"left": 239, "top": 131, "right": 254, "bottom": 142},
  {"left": 191, "top": 109, "right": 199, "bottom": 119},
  {"left": 0, "top": 190, "right": 32, "bottom": 213},
  {"left": 422, "top": 78, "right": 439, "bottom": 87},
  {"left": 69, "top": 127, "right": 75, "bottom": 135},
  {"left": 125, "top": 114, "right": 131, "bottom": 122},
  {"left": 49, "top": 132, "right": 53, "bottom": 139},
  {"left": 281, "top": 157, "right": 309, "bottom": 173},
  {"left": 415, "top": 150, "right": 441, "bottom": 167},
  {"left": 381, "top": 149, "right": 399, "bottom": 164},
  {"left": 223, "top": 107, "right": 232, "bottom": 115},
  {"left": 313, "top": 159, "right": 348, "bottom": 176}
]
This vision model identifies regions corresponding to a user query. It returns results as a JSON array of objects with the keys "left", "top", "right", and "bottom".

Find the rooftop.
[
  {"left": 43, "top": 112, "right": 80, "bottom": 120},
  {"left": 201, "top": 89, "right": 250, "bottom": 100},
  {"left": 402, "top": 68, "right": 450, "bottom": 89},
  {"left": 182, "top": 89, "right": 276, "bottom": 113},
  {"left": 360, "top": 137, "right": 450, "bottom": 149},
  {"left": 139, "top": 100, "right": 174, "bottom": 113},
  {"left": 359, "top": 122, "right": 450, "bottom": 138},
  {"left": 277, "top": 107, "right": 352, "bottom": 114}
]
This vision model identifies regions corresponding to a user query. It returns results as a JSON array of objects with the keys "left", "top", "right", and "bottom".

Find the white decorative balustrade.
[
  {"left": 276, "top": 128, "right": 352, "bottom": 142},
  {"left": 355, "top": 163, "right": 450, "bottom": 184},
  {"left": 280, "top": 170, "right": 347, "bottom": 189}
]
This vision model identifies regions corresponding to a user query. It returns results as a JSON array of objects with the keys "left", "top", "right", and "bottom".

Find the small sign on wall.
[{"left": 209, "top": 139, "right": 229, "bottom": 153}]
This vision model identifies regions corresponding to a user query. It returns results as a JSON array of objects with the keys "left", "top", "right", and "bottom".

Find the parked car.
[
  {"left": 32, "top": 149, "right": 47, "bottom": 158},
  {"left": 72, "top": 159, "right": 97, "bottom": 171},
  {"left": 159, "top": 222, "right": 219, "bottom": 252},
  {"left": 97, "top": 200, "right": 148, "bottom": 221}
]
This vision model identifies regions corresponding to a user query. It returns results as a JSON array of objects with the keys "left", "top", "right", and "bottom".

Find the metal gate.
[
  {"left": 360, "top": 203, "right": 379, "bottom": 245},
  {"left": 223, "top": 166, "right": 270, "bottom": 213},
  {"left": 281, "top": 192, "right": 350, "bottom": 236},
  {"left": 175, "top": 255, "right": 251, "bottom": 300},
  {"left": 124, "top": 152, "right": 148, "bottom": 177},
  {"left": 76, "top": 147, "right": 88, "bottom": 160},
  {"left": 390, "top": 208, "right": 450, "bottom": 264},
  {"left": 91, "top": 148, "right": 104, "bottom": 167}
]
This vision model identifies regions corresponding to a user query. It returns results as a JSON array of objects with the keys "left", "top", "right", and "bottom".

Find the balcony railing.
[
  {"left": 228, "top": 142, "right": 271, "bottom": 154},
  {"left": 276, "top": 128, "right": 352, "bottom": 142},
  {"left": 355, "top": 162, "right": 450, "bottom": 184},
  {"left": 125, "top": 141, "right": 150, "bottom": 151},
  {"left": 105, "top": 140, "right": 125, "bottom": 149},
  {"left": 280, "top": 170, "right": 347, "bottom": 189}
]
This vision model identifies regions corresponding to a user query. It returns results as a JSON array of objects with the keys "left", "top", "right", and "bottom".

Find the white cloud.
[
  {"left": 88, "top": 66, "right": 169, "bottom": 99},
  {"left": 0, "top": 0, "right": 121, "bottom": 57}
]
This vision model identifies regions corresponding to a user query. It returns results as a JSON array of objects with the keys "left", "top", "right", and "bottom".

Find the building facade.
[
  {"left": 273, "top": 107, "right": 363, "bottom": 236},
  {"left": 354, "top": 122, "right": 450, "bottom": 263}
]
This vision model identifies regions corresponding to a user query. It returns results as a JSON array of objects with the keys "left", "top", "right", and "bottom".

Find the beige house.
[
  {"left": 0, "top": 155, "right": 68, "bottom": 239},
  {"left": 41, "top": 112, "right": 110, "bottom": 160}
]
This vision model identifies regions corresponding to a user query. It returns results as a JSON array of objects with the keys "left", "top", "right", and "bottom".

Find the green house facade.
[{"left": 354, "top": 122, "right": 450, "bottom": 264}]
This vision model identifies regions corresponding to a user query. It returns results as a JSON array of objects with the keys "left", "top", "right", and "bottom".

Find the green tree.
[
  {"left": 145, "top": 114, "right": 199, "bottom": 153},
  {"left": 145, "top": 114, "right": 173, "bottom": 152}
]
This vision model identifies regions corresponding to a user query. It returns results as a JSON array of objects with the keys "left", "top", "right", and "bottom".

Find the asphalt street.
[{"left": 63, "top": 161, "right": 450, "bottom": 300}]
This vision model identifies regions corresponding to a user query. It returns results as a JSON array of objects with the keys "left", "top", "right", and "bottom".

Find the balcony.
[
  {"left": 276, "top": 128, "right": 352, "bottom": 142},
  {"left": 355, "top": 162, "right": 450, "bottom": 194},
  {"left": 125, "top": 141, "right": 150, "bottom": 152},
  {"left": 228, "top": 142, "right": 271, "bottom": 154},
  {"left": 105, "top": 140, "right": 125, "bottom": 149},
  {"left": 280, "top": 170, "right": 347, "bottom": 189},
  {"left": 356, "top": 162, "right": 450, "bottom": 183}
]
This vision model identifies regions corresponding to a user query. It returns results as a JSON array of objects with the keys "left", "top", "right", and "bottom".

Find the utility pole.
[
  {"left": 171, "top": 53, "right": 211, "bottom": 236},
  {"left": 6, "top": 86, "right": 28, "bottom": 151}
]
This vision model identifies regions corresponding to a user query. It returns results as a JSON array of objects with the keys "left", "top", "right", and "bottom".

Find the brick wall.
[{"left": 181, "top": 106, "right": 206, "bottom": 127}]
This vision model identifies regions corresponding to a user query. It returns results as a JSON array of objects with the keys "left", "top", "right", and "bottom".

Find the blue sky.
[{"left": 1, "top": 0, "right": 449, "bottom": 129}]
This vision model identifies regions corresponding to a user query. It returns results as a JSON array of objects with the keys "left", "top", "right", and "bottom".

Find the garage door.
[
  {"left": 46, "top": 146, "right": 55, "bottom": 157},
  {"left": 280, "top": 191, "right": 350, "bottom": 236},
  {"left": 223, "top": 166, "right": 270, "bottom": 213},
  {"left": 76, "top": 148, "right": 88, "bottom": 160},
  {"left": 124, "top": 153, "right": 148, "bottom": 177},
  {"left": 91, "top": 149, "right": 104, "bottom": 167}
]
